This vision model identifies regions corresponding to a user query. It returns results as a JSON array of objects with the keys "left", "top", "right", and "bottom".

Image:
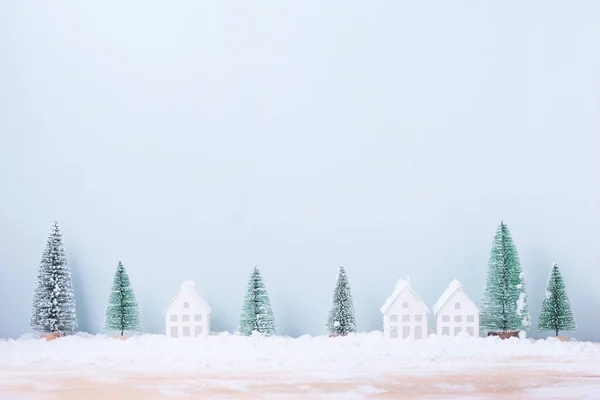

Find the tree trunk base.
[
  {"left": 556, "top": 335, "right": 568, "bottom": 342},
  {"left": 40, "top": 332, "right": 65, "bottom": 341},
  {"left": 487, "top": 331, "right": 520, "bottom": 340},
  {"left": 112, "top": 336, "right": 128, "bottom": 340}
]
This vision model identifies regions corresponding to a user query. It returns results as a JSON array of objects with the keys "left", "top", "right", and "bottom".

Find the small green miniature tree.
[
  {"left": 480, "top": 221, "right": 530, "bottom": 333},
  {"left": 326, "top": 266, "right": 356, "bottom": 336},
  {"left": 103, "top": 261, "right": 142, "bottom": 336},
  {"left": 239, "top": 266, "right": 276, "bottom": 336},
  {"left": 31, "top": 221, "right": 78, "bottom": 334},
  {"left": 537, "top": 263, "right": 576, "bottom": 336}
]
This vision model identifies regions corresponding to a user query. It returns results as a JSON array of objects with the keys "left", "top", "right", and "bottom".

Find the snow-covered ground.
[{"left": 1, "top": 332, "right": 599, "bottom": 399}]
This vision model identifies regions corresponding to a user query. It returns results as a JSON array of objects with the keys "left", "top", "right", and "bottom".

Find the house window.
[
  {"left": 414, "top": 326, "right": 423, "bottom": 339},
  {"left": 182, "top": 326, "right": 191, "bottom": 337},
  {"left": 402, "top": 315, "right": 410, "bottom": 322},
  {"left": 390, "top": 315, "right": 398, "bottom": 322},
  {"left": 454, "top": 302, "right": 461, "bottom": 310},
  {"left": 402, "top": 326, "right": 410, "bottom": 339},
  {"left": 194, "top": 314, "right": 202, "bottom": 322},
  {"left": 467, "top": 315, "right": 475, "bottom": 323},
  {"left": 442, "top": 315, "right": 450, "bottom": 322},
  {"left": 170, "top": 315, "right": 177, "bottom": 322},
  {"left": 454, "top": 327, "right": 462, "bottom": 336},
  {"left": 402, "top": 301, "right": 409, "bottom": 309},
  {"left": 414, "top": 315, "right": 422, "bottom": 322},
  {"left": 170, "top": 326, "right": 178, "bottom": 338},
  {"left": 183, "top": 302, "right": 189, "bottom": 309},
  {"left": 454, "top": 315, "right": 462, "bottom": 322},
  {"left": 182, "top": 315, "right": 190, "bottom": 322},
  {"left": 466, "top": 327, "right": 475, "bottom": 336},
  {"left": 195, "top": 326, "right": 203, "bottom": 337},
  {"left": 390, "top": 326, "right": 398, "bottom": 339},
  {"left": 442, "top": 327, "right": 450, "bottom": 336}
]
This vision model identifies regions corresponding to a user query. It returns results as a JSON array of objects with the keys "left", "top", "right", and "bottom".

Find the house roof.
[
  {"left": 432, "top": 279, "right": 479, "bottom": 315},
  {"left": 164, "top": 280, "right": 212, "bottom": 314},
  {"left": 380, "top": 279, "right": 430, "bottom": 314}
]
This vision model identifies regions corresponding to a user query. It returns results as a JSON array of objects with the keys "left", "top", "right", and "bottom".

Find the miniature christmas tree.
[
  {"left": 30, "top": 221, "right": 78, "bottom": 335},
  {"left": 103, "top": 261, "right": 142, "bottom": 336},
  {"left": 537, "top": 263, "right": 576, "bottom": 336},
  {"left": 239, "top": 266, "right": 276, "bottom": 336},
  {"left": 326, "top": 266, "right": 356, "bottom": 336},
  {"left": 480, "top": 221, "right": 530, "bottom": 333}
]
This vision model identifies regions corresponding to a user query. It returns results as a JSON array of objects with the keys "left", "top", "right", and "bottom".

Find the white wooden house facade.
[
  {"left": 165, "top": 280, "right": 211, "bottom": 338},
  {"left": 433, "top": 280, "right": 479, "bottom": 337},
  {"left": 380, "top": 279, "right": 429, "bottom": 339}
]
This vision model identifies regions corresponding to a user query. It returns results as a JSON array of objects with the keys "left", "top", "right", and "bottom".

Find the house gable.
[
  {"left": 381, "top": 279, "right": 430, "bottom": 315},
  {"left": 433, "top": 280, "right": 479, "bottom": 316},
  {"left": 386, "top": 287, "right": 428, "bottom": 315},
  {"left": 165, "top": 280, "right": 212, "bottom": 315}
]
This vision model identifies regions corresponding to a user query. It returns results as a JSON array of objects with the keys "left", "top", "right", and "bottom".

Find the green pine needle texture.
[
  {"left": 238, "top": 266, "right": 276, "bottom": 336},
  {"left": 480, "top": 222, "right": 530, "bottom": 332},
  {"left": 103, "top": 261, "right": 142, "bottom": 336},
  {"left": 326, "top": 266, "right": 356, "bottom": 335},
  {"left": 30, "top": 221, "right": 78, "bottom": 334},
  {"left": 537, "top": 263, "right": 576, "bottom": 336}
]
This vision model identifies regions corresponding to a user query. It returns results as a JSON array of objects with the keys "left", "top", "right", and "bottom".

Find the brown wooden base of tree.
[
  {"left": 487, "top": 331, "right": 520, "bottom": 339},
  {"left": 556, "top": 335, "right": 568, "bottom": 342},
  {"left": 112, "top": 336, "right": 129, "bottom": 340},
  {"left": 40, "top": 332, "right": 65, "bottom": 341}
]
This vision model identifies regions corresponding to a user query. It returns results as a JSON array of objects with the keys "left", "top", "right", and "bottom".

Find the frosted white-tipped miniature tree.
[
  {"left": 480, "top": 221, "right": 530, "bottom": 334},
  {"left": 30, "top": 221, "right": 78, "bottom": 335},
  {"left": 326, "top": 266, "right": 356, "bottom": 336},
  {"left": 239, "top": 266, "right": 276, "bottom": 336},
  {"left": 537, "top": 263, "right": 576, "bottom": 336},
  {"left": 103, "top": 261, "right": 142, "bottom": 336}
]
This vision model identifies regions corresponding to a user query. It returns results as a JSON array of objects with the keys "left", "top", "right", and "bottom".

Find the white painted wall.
[
  {"left": 435, "top": 289, "right": 479, "bottom": 337},
  {"left": 383, "top": 288, "right": 428, "bottom": 339},
  {"left": 165, "top": 290, "right": 210, "bottom": 338}
]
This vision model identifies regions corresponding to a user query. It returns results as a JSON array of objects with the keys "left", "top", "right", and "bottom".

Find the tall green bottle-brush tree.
[
  {"left": 537, "top": 263, "right": 576, "bottom": 336},
  {"left": 239, "top": 266, "right": 276, "bottom": 336},
  {"left": 326, "top": 266, "right": 356, "bottom": 335},
  {"left": 103, "top": 261, "right": 142, "bottom": 336},
  {"left": 30, "top": 221, "right": 78, "bottom": 334},
  {"left": 480, "top": 221, "right": 530, "bottom": 333}
]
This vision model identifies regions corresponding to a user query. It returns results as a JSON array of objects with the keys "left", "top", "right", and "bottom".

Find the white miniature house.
[
  {"left": 165, "top": 280, "right": 211, "bottom": 338},
  {"left": 380, "top": 279, "right": 429, "bottom": 339},
  {"left": 433, "top": 280, "right": 479, "bottom": 337}
]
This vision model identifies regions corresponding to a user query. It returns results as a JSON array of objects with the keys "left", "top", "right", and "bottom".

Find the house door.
[
  {"left": 390, "top": 326, "right": 398, "bottom": 339},
  {"left": 195, "top": 325, "right": 203, "bottom": 337},
  {"left": 414, "top": 326, "right": 423, "bottom": 339},
  {"left": 402, "top": 326, "right": 410, "bottom": 339},
  {"left": 170, "top": 326, "right": 178, "bottom": 338}
]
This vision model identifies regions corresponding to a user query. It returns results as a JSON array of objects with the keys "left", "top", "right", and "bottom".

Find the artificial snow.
[
  {"left": 517, "top": 292, "right": 531, "bottom": 327},
  {"left": 1, "top": 333, "right": 599, "bottom": 399},
  {"left": 1, "top": 333, "right": 598, "bottom": 376}
]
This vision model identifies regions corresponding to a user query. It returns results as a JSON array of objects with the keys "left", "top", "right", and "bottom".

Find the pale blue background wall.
[{"left": 1, "top": 1, "right": 599, "bottom": 340}]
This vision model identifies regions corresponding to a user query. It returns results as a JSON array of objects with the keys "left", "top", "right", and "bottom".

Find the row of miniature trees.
[
  {"left": 30, "top": 222, "right": 142, "bottom": 337},
  {"left": 245, "top": 222, "right": 578, "bottom": 338},
  {"left": 29, "top": 221, "right": 353, "bottom": 337},
  {"left": 30, "top": 220, "right": 576, "bottom": 338},
  {"left": 235, "top": 264, "right": 356, "bottom": 336},
  {"left": 480, "top": 222, "right": 576, "bottom": 337}
]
